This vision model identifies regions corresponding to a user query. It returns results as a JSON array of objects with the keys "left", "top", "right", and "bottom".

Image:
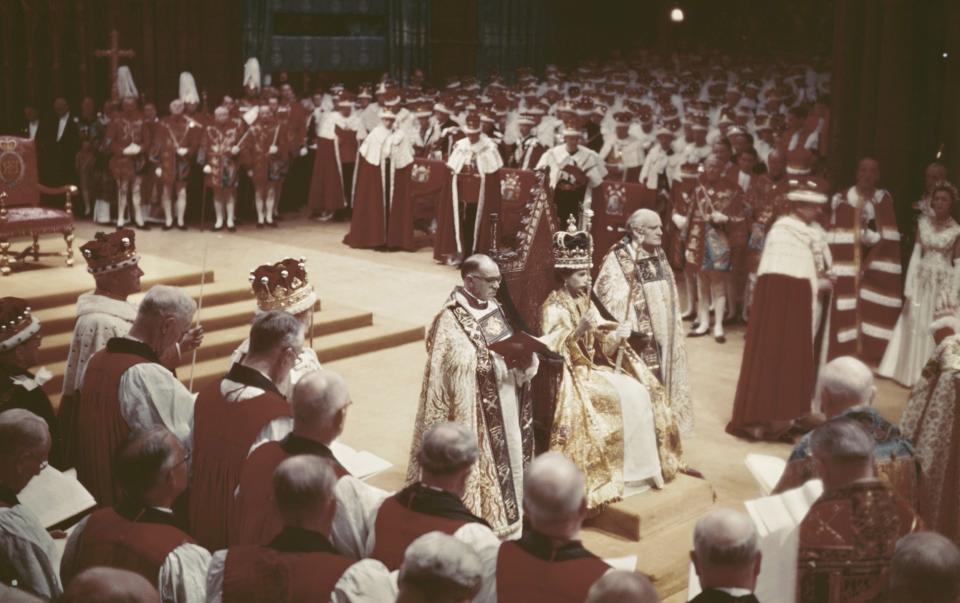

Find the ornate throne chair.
[{"left": 0, "top": 136, "right": 76, "bottom": 276}]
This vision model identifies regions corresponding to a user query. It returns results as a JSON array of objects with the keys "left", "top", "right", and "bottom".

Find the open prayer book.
[
  {"left": 19, "top": 466, "right": 96, "bottom": 530},
  {"left": 604, "top": 555, "right": 638, "bottom": 572},
  {"left": 331, "top": 441, "right": 393, "bottom": 481},
  {"left": 744, "top": 453, "right": 788, "bottom": 496},
  {"left": 687, "top": 480, "right": 823, "bottom": 603}
]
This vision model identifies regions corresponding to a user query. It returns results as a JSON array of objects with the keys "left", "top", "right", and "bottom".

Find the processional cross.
[{"left": 94, "top": 30, "right": 136, "bottom": 102}]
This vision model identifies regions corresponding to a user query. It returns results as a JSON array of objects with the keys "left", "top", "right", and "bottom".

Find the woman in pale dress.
[
  {"left": 539, "top": 218, "right": 677, "bottom": 510},
  {"left": 879, "top": 182, "right": 960, "bottom": 387}
]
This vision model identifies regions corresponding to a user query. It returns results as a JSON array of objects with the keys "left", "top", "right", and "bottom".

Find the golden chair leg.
[
  {"left": 0, "top": 240, "right": 10, "bottom": 276},
  {"left": 64, "top": 230, "right": 75, "bottom": 267}
]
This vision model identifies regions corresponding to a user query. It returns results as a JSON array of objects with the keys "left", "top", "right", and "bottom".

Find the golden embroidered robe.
[
  {"left": 539, "top": 288, "right": 671, "bottom": 509},
  {"left": 406, "top": 291, "right": 535, "bottom": 538},
  {"left": 594, "top": 241, "right": 694, "bottom": 437}
]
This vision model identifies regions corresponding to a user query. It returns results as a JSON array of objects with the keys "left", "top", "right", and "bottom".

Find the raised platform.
[
  {"left": 4, "top": 253, "right": 214, "bottom": 310},
  {"left": 5, "top": 253, "right": 424, "bottom": 407},
  {"left": 581, "top": 474, "right": 716, "bottom": 599}
]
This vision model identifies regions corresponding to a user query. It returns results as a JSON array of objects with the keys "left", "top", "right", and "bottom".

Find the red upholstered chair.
[{"left": 0, "top": 136, "right": 75, "bottom": 276}]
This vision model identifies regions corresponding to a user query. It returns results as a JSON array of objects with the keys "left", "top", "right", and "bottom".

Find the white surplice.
[
  {"left": 0, "top": 505, "right": 62, "bottom": 599},
  {"left": 117, "top": 342, "right": 196, "bottom": 450}
]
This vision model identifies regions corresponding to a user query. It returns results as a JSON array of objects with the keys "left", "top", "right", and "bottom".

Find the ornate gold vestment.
[
  {"left": 594, "top": 241, "right": 694, "bottom": 435},
  {"left": 406, "top": 293, "right": 534, "bottom": 537},
  {"left": 542, "top": 286, "right": 685, "bottom": 495}
]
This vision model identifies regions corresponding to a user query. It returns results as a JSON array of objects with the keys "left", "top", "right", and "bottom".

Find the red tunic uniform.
[
  {"left": 233, "top": 435, "right": 348, "bottom": 546},
  {"left": 244, "top": 115, "right": 288, "bottom": 191},
  {"left": 156, "top": 114, "right": 201, "bottom": 187},
  {"left": 222, "top": 528, "right": 353, "bottom": 603},
  {"left": 188, "top": 366, "right": 290, "bottom": 551},
  {"left": 106, "top": 112, "right": 146, "bottom": 181},
  {"left": 370, "top": 483, "right": 488, "bottom": 570},
  {"left": 71, "top": 506, "right": 194, "bottom": 585},
  {"left": 73, "top": 338, "right": 163, "bottom": 505},
  {"left": 495, "top": 530, "right": 610, "bottom": 602},
  {"left": 203, "top": 121, "right": 242, "bottom": 193}
]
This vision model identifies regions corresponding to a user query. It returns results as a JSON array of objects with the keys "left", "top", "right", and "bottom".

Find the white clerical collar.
[{"left": 714, "top": 587, "right": 754, "bottom": 597}]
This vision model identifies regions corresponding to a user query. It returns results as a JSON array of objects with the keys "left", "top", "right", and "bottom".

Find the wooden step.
[
  {"left": 23, "top": 267, "right": 214, "bottom": 311},
  {"left": 585, "top": 474, "right": 715, "bottom": 541},
  {"left": 581, "top": 518, "right": 697, "bottom": 601},
  {"left": 191, "top": 305, "right": 372, "bottom": 363},
  {"left": 33, "top": 282, "right": 255, "bottom": 337},
  {"left": 314, "top": 319, "right": 425, "bottom": 364},
  {"left": 185, "top": 320, "right": 425, "bottom": 393}
]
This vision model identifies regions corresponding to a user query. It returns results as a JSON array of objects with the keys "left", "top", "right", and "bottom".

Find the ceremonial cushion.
[{"left": 1, "top": 206, "right": 74, "bottom": 237}]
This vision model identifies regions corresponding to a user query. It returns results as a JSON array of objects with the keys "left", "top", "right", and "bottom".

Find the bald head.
[
  {"left": 692, "top": 508, "right": 761, "bottom": 591},
  {"left": 817, "top": 356, "right": 875, "bottom": 417},
  {"left": 0, "top": 409, "right": 49, "bottom": 457},
  {"left": 61, "top": 567, "right": 160, "bottom": 603},
  {"left": 115, "top": 428, "right": 184, "bottom": 504},
  {"left": 810, "top": 418, "right": 875, "bottom": 464},
  {"left": 459, "top": 254, "right": 498, "bottom": 279},
  {"left": 399, "top": 532, "right": 483, "bottom": 603},
  {"left": 627, "top": 208, "right": 660, "bottom": 231},
  {"left": 291, "top": 369, "right": 350, "bottom": 444},
  {"left": 273, "top": 455, "right": 337, "bottom": 527},
  {"left": 889, "top": 532, "right": 960, "bottom": 603},
  {"left": 523, "top": 452, "right": 587, "bottom": 537},
  {"left": 418, "top": 422, "right": 479, "bottom": 475},
  {"left": 0, "top": 409, "right": 51, "bottom": 493},
  {"left": 810, "top": 418, "right": 876, "bottom": 492},
  {"left": 584, "top": 571, "right": 660, "bottom": 603}
]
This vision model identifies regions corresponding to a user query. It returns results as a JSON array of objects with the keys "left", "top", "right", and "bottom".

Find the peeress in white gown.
[{"left": 879, "top": 184, "right": 960, "bottom": 386}]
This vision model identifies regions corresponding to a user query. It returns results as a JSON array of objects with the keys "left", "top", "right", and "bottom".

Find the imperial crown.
[{"left": 552, "top": 215, "right": 593, "bottom": 270}]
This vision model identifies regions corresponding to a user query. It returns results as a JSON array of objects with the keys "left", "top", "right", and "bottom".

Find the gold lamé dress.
[{"left": 539, "top": 287, "right": 681, "bottom": 509}]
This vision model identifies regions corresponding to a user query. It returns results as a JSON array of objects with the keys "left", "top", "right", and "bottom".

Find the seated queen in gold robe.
[{"left": 539, "top": 217, "right": 683, "bottom": 509}]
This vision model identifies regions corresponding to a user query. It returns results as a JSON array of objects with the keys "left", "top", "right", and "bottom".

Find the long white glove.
[
  {"left": 122, "top": 143, "right": 141, "bottom": 156},
  {"left": 202, "top": 165, "right": 212, "bottom": 175},
  {"left": 230, "top": 145, "right": 240, "bottom": 155},
  {"left": 269, "top": 145, "right": 279, "bottom": 155},
  {"left": 710, "top": 211, "right": 729, "bottom": 224},
  {"left": 672, "top": 213, "right": 688, "bottom": 230},
  {"left": 177, "top": 147, "right": 188, "bottom": 157},
  {"left": 154, "top": 167, "right": 162, "bottom": 178}
]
